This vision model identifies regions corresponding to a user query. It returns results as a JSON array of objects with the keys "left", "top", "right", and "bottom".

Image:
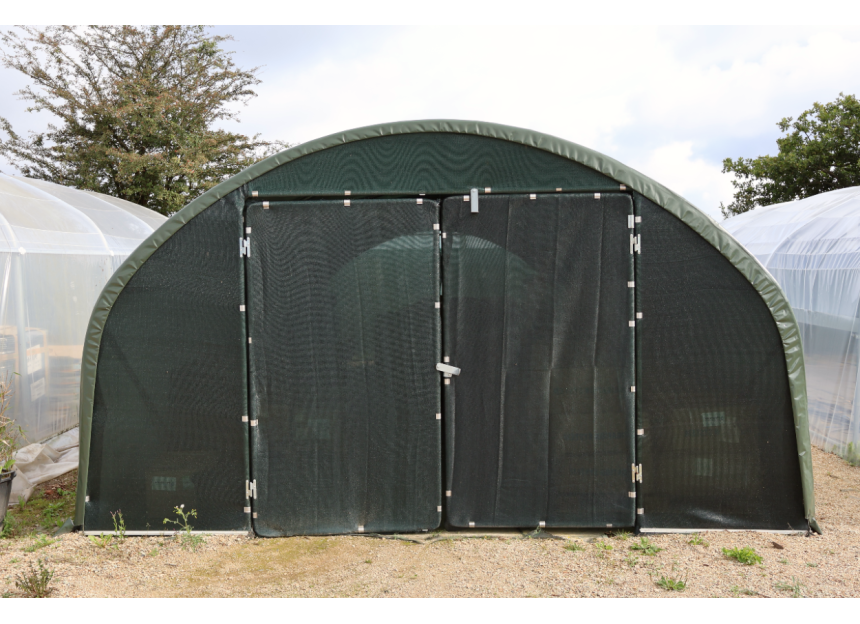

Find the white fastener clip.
[
  {"left": 620, "top": 185, "right": 627, "bottom": 191},
  {"left": 262, "top": 201, "right": 269, "bottom": 209},
  {"left": 463, "top": 195, "right": 470, "bottom": 201},
  {"left": 344, "top": 199, "right": 351, "bottom": 206},
  {"left": 252, "top": 191, "right": 259, "bottom": 197},
  {"left": 242, "top": 415, "right": 249, "bottom": 423},
  {"left": 444, "top": 356, "right": 450, "bottom": 363},
  {"left": 248, "top": 337, "right": 253, "bottom": 344},
  {"left": 637, "top": 508, "right": 644, "bottom": 515},
  {"left": 250, "top": 420, "right": 258, "bottom": 427},
  {"left": 244, "top": 506, "right": 251, "bottom": 513},
  {"left": 539, "top": 521, "right": 546, "bottom": 528},
  {"left": 637, "top": 429, "right": 644, "bottom": 435},
  {"left": 437, "top": 506, "right": 442, "bottom": 512},
  {"left": 470, "top": 188, "right": 479, "bottom": 213},
  {"left": 636, "top": 312, "right": 643, "bottom": 319},
  {"left": 484, "top": 187, "right": 492, "bottom": 193},
  {"left": 417, "top": 198, "right": 423, "bottom": 205},
  {"left": 358, "top": 525, "right": 364, "bottom": 533},
  {"left": 344, "top": 190, "right": 351, "bottom": 196},
  {"left": 246, "top": 227, "right": 252, "bottom": 234},
  {"left": 628, "top": 281, "right": 635, "bottom": 288},
  {"left": 594, "top": 193, "right": 601, "bottom": 199},
  {"left": 635, "top": 216, "right": 642, "bottom": 223},
  {"left": 435, "top": 302, "right": 441, "bottom": 309},
  {"left": 446, "top": 491, "right": 452, "bottom": 497},
  {"left": 556, "top": 187, "right": 562, "bottom": 192},
  {"left": 629, "top": 320, "right": 635, "bottom": 327},
  {"left": 529, "top": 193, "right": 536, "bottom": 200},
  {"left": 239, "top": 305, "right": 246, "bottom": 312},
  {"left": 628, "top": 215, "right": 635, "bottom": 228},
  {"left": 445, "top": 379, "right": 450, "bottom": 385},
  {"left": 436, "top": 363, "right": 461, "bottom": 376},
  {"left": 629, "top": 492, "right": 636, "bottom": 498},
  {"left": 436, "top": 413, "right": 441, "bottom": 420},
  {"left": 442, "top": 233, "right": 447, "bottom": 239},
  {"left": 85, "top": 496, "right": 90, "bottom": 502},
  {"left": 607, "top": 524, "right": 613, "bottom": 528},
  {"left": 433, "top": 223, "right": 440, "bottom": 230},
  {"left": 253, "top": 512, "right": 258, "bottom": 519},
  {"left": 630, "top": 386, "right": 636, "bottom": 392},
  {"left": 469, "top": 522, "right": 475, "bottom": 528}
]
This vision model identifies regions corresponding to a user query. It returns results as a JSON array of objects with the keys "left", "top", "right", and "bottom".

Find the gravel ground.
[{"left": 2, "top": 446, "right": 858, "bottom": 598}]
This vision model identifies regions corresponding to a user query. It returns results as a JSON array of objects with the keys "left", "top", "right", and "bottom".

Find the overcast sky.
[{"left": 2, "top": 25, "right": 860, "bottom": 219}]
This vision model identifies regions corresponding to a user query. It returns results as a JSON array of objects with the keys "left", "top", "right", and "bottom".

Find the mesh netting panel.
[
  {"left": 635, "top": 196, "right": 806, "bottom": 530},
  {"left": 442, "top": 193, "right": 635, "bottom": 528},
  {"left": 86, "top": 194, "right": 249, "bottom": 532},
  {"left": 247, "top": 199, "right": 441, "bottom": 536},
  {"left": 250, "top": 133, "right": 619, "bottom": 197}
]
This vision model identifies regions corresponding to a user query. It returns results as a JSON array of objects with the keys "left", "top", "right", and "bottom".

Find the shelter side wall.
[
  {"left": 247, "top": 133, "right": 622, "bottom": 197},
  {"left": 82, "top": 194, "right": 250, "bottom": 532},
  {"left": 634, "top": 195, "right": 807, "bottom": 530}
]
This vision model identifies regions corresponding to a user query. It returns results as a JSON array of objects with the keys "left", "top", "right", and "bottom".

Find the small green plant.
[
  {"left": 88, "top": 533, "right": 113, "bottom": 548},
  {"left": 364, "top": 559, "right": 372, "bottom": 564},
  {"left": 722, "top": 546, "right": 762, "bottom": 565},
  {"left": 731, "top": 585, "right": 757, "bottom": 596},
  {"left": 164, "top": 504, "right": 205, "bottom": 551},
  {"left": 630, "top": 537, "right": 663, "bottom": 556},
  {"left": 611, "top": 530, "right": 631, "bottom": 541},
  {"left": 806, "top": 562, "right": 818, "bottom": 568},
  {"left": 775, "top": 577, "right": 804, "bottom": 598},
  {"left": 0, "top": 513, "right": 17, "bottom": 539},
  {"left": 625, "top": 554, "right": 639, "bottom": 567},
  {"left": 687, "top": 534, "right": 709, "bottom": 547},
  {"left": 0, "top": 372, "right": 24, "bottom": 475},
  {"left": 14, "top": 558, "right": 54, "bottom": 598},
  {"left": 780, "top": 558, "right": 789, "bottom": 564},
  {"left": 655, "top": 575, "right": 686, "bottom": 591},
  {"left": 564, "top": 542, "right": 585, "bottom": 552},
  {"left": 111, "top": 510, "right": 126, "bottom": 542},
  {"left": 24, "top": 535, "right": 57, "bottom": 552},
  {"left": 595, "top": 540, "right": 613, "bottom": 551}
]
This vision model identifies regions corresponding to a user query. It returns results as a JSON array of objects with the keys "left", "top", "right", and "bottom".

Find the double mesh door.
[{"left": 245, "top": 193, "right": 636, "bottom": 535}]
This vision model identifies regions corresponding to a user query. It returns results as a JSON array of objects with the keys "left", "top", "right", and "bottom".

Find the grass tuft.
[
  {"left": 630, "top": 537, "right": 662, "bottom": 556},
  {"left": 655, "top": 575, "right": 686, "bottom": 591},
  {"left": 722, "top": 546, "right": 762, "bottom": 565}
]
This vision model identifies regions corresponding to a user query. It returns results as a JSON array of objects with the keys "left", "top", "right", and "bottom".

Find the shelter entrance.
[
  {"left": 441, "top": 193, "right": 637, "bottom": 528},
  {"left": 245, "top": 198, "right": 442, "bottom": 537}
]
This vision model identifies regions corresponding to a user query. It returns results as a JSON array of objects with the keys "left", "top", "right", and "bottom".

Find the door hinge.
[
  {"left": 240, "top": 237, "right": 251, "bottom": 257},
  {"left": 246, "top": 480, "right": 257, "bottom": 499},
  {"left": 436, "top": 362, "right": 461, "bottom": 377}
]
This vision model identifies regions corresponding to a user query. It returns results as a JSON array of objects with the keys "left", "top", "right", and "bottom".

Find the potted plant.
[{"left": 1, "top": 373, "right": 22, "bottom": 531}]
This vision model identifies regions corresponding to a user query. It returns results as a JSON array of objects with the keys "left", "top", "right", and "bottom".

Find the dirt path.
[{"left": 2, "top": 447, "right": 859, "bottom": 598}]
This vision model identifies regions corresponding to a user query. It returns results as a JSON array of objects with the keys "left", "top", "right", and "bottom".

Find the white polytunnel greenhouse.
[
  {"left": 0, "top": 173, "right": 166, "bottom": 444},
  {"left": 723, "top": 186, "right": 860, "bottom": 464}
]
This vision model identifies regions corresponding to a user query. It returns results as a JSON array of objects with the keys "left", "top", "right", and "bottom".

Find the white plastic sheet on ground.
[
  {"left": 723, "top": 186, "right": 860, "bottom": 463},
  {"left": 0, "top": 174, "right": 165, "bottom": 444},
  {"left": 8, "top": 427, "right": 79, "bottom": 505}
]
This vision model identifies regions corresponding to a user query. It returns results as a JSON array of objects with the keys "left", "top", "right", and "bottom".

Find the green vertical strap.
[{"left": 74, "top": 120, "right": 816, "bottom": 531}]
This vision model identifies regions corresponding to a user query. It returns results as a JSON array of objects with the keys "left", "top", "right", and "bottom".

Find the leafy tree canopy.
[
  {"left": 721, "top": 92, "right": 860, "bottom": 218},
  {"left": 0, "top": 26, "right": 288, "bottom": 216}
]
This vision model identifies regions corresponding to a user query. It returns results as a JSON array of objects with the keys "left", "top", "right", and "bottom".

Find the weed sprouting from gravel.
[
  {"left": 625, "top": 554, "right": 639, "bottom": 567},
  {"left": 89, "top": 533, "right": 113, "bottom": 548},
  {"left": 14, "top": 558, "right": 55, "bottom": 597},
  {"left": 611, "top": 531, "right": 631, "bottom": 541},
  {"left": 563, "top": 542, "right": 584, "bottom": 552},
  {"left": 164, "top": 505, "right": 205, "bottom": 551},
  {"left": 24, "top": 535, "right": 57, "bottom": 552},
  {"left": 595, "top": 541, "right": 613, "bottom": 551},
  {"left": 722, "top": 546, "right": 762, "bottom": 565},
  {"left": 655, "top": 575, "right": 686, "bottom": 591},
  {"left": 775, "top": 577, "right": 804, "bottom": 597},
  {"left": 806, "top": 562, "right": 818, "bottom": 568},
  {"left": 730, "top": 585, "right": 757, "bottom": 596},
  {"left": 687, "top": 534, "right": 709, "bottom": 547},
  {"left": 630, "top": 537, "right": 662, "bottom": 556}
]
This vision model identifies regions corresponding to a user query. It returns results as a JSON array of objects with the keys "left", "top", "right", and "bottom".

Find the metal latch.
[
  {"left": 631, "top": 464, "right": 643, "bottom": 483},
  {"left": 470, "top": 188, "right": 479, "bottom": 213},
  {"left": 634, "top": 234, "right": 641, "bottom": 254},
  {"left": 246, "top": 480, "right": 257, "bottom": 499},
  {"left": 436, "top": 363, "right": 461, "bottom": 377},
  {"left": 239, "top": 237, "right": 250, "bottom": 257}
]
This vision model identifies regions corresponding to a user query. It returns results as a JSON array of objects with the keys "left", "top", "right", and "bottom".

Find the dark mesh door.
[
  {"left": 246, "top": 199, "right": 441, "bottom": 536},
  {"left": 442, "top": 193, "right": 635, "bottom": 528}
]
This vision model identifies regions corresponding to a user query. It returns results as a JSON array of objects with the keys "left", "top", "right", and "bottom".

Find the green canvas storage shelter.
[{"left": 74, "top": 120, "right": 818, "bottom": 535}]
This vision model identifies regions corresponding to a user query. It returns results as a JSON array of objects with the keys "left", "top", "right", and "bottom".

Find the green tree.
[
  {"left": 720, "top": 92, "right": 860, "bottom": 218},
  {"left": 0, "top": 26, "right": 288, "bottom": 216}
]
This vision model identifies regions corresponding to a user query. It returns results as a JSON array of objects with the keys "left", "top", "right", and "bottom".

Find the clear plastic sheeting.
[
  {"left": 0, "top": 174, "right": 165, "bottom": 443},
  {"left": 723, "top": 186, "right": 860, "bottom": 463},
  {"left": 9, "top": 427, "right": 79, "bottom": 505}
]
